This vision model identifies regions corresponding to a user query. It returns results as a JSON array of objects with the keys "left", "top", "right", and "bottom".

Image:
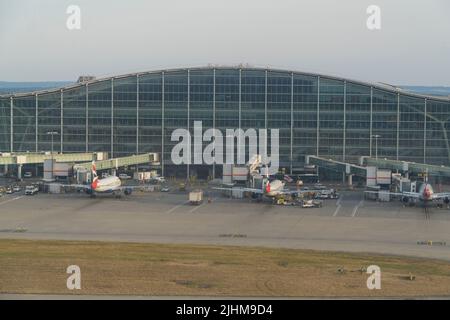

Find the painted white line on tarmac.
[
  {"left": 332, "top": 205, "right": 341, "bottom": 217},
  {"left": 0, "top": 196, "right": 24, "bottom": 206},
  {"left": 165, "top": 201, "right": 189, "bottom": 214},
  {"left": 352, "top": 200, "right": 364, "bottom": 217},
  {"left": 333, "top": 195, "right": 343, "bottom": 217},
  {"left": 188, "top": 203, "right": 204, "bottom": 213},
  {"left": 187, "top": 198, "right": 216, "bottom": 213}
]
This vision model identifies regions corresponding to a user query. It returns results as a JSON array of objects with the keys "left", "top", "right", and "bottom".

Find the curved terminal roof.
[{"left": 1, "top": 66, "right": 449, "bottom": 103}]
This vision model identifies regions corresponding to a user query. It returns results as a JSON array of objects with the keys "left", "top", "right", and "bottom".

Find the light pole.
[
  {"left": 371, "top": 134, "right": 381, "bottom": 159},
  {"left": 46, "top": 131, "right": 59, "bottom": 155}
]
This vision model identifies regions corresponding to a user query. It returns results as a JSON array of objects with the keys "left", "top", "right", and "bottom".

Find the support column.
[
  {"left": 18, "top": 164, "right": 23, "bottom": 180},
  {"left": 239, "top": 69, "right": 242, "bottom": 131},
  {"left": 264, "top": 70, "right": 268, "bottom": 161},
  {"left": 86, "top": 83, "right": 89, "bottom": 152},
  {"left": 161, "top": 72, "right": 165, "bottom": 177},
  {"left": 60, "top": 89, "right": 64, "bottom": 153},
  {"left": 343, "top": 81, "right": 347, "bottom": 161},
  {"left": 10, "top": 96, "right": 13, "bottom": 152},
  {"left": 111, "top": 78, "right": 114, "bottom": 158},
  {"left": 316, "top": 76, "right": 320, "bottom": 156},
  {"left": 369, "top": 87, "right": 373, "bottom": 157},
  {"left": 35, "top": 94, "right": 38, "bottom": 152},
  {"left": 212, "top": 68, "right": 216, "bottom": 179},
  {"left": 290, "top": 72, "right": 294, "bottom": 174},
  {"left": 396, "top": 93, "right": 400, "bottom": 160},
  {"left": 187, "top": 69, "right": 190, "bottom": 180},
  {"left": 424, "top": 99, "right": 427, "bottom": 163},
  {"left": 264, "top": 70, "right": 268, "bottom": 129},
  {"left": 136, "top": 74, "right": 140, "bottom": 154}
]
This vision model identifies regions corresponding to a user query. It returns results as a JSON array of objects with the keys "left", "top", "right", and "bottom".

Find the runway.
[{"left": 0, "top": 190, "right": 450, "bottom": 261}]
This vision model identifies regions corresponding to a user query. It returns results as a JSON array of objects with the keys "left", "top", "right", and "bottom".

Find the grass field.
[{"left": 1, "top": 239, "right": 450, "bottom": 297}]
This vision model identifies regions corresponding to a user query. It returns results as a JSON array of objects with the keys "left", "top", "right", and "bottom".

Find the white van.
[{"left": 25, "top": 185, "right": 38, "bottom": 195}]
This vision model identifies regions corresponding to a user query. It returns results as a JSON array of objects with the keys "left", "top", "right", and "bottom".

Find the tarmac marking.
[
  {"left": 332, "top": 205, "right": 341, "bottom": 217},
  {"left": 188, "top": 203, "right": 204, "bottom": 213},
  {"left": 165, "top": 201, "right": 189, "bottom": 214},
  {"left": 333, "top": 196, "right": 343, "bottom": 217},
  {"left": 351, "top": 200, "right": 364, "bottom": 217},
  {"left": 0, "top": 196, "right": 24, "bottom": 206},
  {"left": 187, "top": 197, "right": 217, "bottom": 213}
]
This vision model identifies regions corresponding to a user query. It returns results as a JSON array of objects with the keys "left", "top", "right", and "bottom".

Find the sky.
[{"left": 0, "top": 0, "right": 449, "bottom": 85}]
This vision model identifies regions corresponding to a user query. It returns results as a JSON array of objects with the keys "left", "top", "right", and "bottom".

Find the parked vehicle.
[
  {"left": 25, "top": 185, "right": 39, "bottom": 195},
  {"left": 153, "top": 176, "right": 166, "bottom": 183},
  {"left": 189, "top": 190, "right": 203, "bottom": 205},
  {"left": 6, "top": 187, "right": 13, "bottom": 194},
  {"left": 13, "top": 185, "right": 21, "bottom": 192},
  {"left": 118, "top": 173, "right": 131, "bottom": 180},
  {"left": 301, "top": 199, "right": 323, "bottom": 208},
  {"left": 23, "top": 172, "right": 32, "bottom": 178},
  {"left": 161, "top": 187, "right": 170, "bottom": 192}
]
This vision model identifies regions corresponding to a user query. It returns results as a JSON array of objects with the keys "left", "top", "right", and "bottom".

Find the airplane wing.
[
  {"left": 59, "top": 184, "right": 150, "bottom": 191},
  {"left": 432, "top": 192, "right": 450, "bottom": 200},
  {"left": 364, "top": 190, "right": 420, "bottom": 198},
  {"left": 60, "top": 184, "right": 91, "bottom": 189},
  {"left": 212, "top": 187, "right": 264, "bottom": 194},
  {"left": 276, "top": 189, "right": 327, "bottom": 195},
  {"left": 279, "top": 189, "right": 305, "bottom": 195},
  {"left": 117, "top": 185, "right": 150, "bottom": 191}
]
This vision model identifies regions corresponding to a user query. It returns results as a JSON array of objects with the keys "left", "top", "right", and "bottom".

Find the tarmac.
[{"left": 1, "top": 187, "right": 450, "bottom": 261}]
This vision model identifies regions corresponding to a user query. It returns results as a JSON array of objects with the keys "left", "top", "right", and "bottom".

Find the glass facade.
[{"left": 1, "top": 67, "right": 450, "bottom": 176}]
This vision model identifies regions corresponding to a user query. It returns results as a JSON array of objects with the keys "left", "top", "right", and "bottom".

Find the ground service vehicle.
[
  {"left": 25, "top": 185, "right": 39, "bottom": 195},
  {"left": 189, "top": 190, "right": 203, "bottom": 205}
]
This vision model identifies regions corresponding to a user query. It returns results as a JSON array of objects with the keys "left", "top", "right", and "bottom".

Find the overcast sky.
[{"left": 0, "top": 0, "right": 449, "bottom": 85}]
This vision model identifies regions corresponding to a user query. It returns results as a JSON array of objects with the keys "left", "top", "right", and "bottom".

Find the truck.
[
  {"left": 25, "top": 185, "right": 39, "bottom": 195},
  {"left": 189, "top": 190, "right": 203, "bottom": 205}
]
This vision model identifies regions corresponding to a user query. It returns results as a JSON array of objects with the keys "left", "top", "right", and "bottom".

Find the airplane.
[
  {"left": 365, "top": 174, "right": 450, "bottom": 207},
  {"left": 214, "top": 175, "right": 324, "bottom": 201},
  {"left": 63, "top": 162, "right": 142, "bottom": 198}
]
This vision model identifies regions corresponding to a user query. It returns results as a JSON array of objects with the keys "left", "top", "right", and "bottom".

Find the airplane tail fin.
[
  {"left": 91, "top": 161, "right": 98, "bottom": 189},
  {"left": 91, "top": 161, "right": 97, "bottom": 177}
]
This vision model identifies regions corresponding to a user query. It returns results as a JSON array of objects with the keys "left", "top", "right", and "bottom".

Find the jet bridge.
[
  {"left": 74, "top": 153, "right": 159, "bottom": 171},
  {"left": 305, "top": 155, "right": 375, "bottom": 186},
  {"left": 0, "top": 152, "right": 106, "bottom": 166},
  {"left": 1, "top": 152, "right": 160, "bottom": 180},
  {"left": 359, "top": 157, "right": 450, "bottom": 179},
  {"left": 0, "top": 152, "right": 107, "bottom": 179}
]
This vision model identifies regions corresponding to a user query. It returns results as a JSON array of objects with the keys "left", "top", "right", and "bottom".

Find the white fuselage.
[
  {"left": 92, "top": 176, "right": 122, "bottom": 193},
  {"left": 416, "top": 183, "right": 433, "bottom": 201},
  {"left": 264, "top": 179, "right": 286, "bottom": 197}
]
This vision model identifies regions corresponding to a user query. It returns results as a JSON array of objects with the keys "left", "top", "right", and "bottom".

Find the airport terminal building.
[{"left": 1, "top": 66, "right": 450, "bottom": 177}]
